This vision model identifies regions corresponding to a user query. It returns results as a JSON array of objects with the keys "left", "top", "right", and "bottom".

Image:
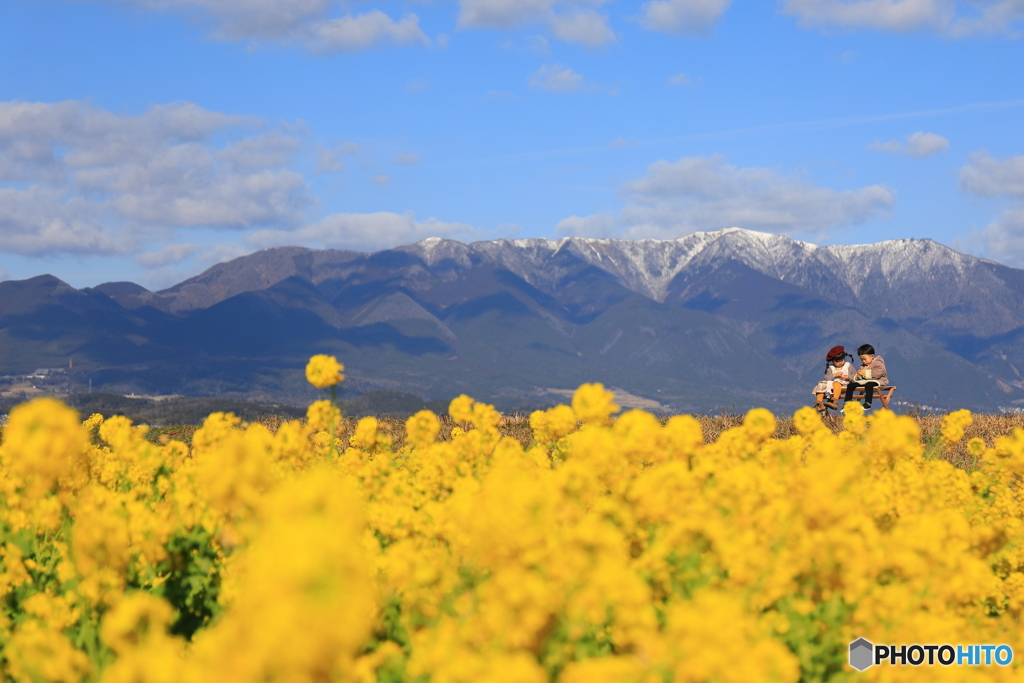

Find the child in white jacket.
[{"left": 814, "top": 345, "right": 853, "bottom": 413}]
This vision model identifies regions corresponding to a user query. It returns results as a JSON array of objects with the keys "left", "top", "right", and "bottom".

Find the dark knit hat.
[{"left": 827, "top": 345, "right": 845, "bottom": 361}]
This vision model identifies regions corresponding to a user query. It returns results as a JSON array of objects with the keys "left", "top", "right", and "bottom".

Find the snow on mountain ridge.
[
  {"left": 820, "top": 239, "right": 975, "bottom": 298},
  {"left": 405, "top": 229, "right": 996, "bottom": 304}
]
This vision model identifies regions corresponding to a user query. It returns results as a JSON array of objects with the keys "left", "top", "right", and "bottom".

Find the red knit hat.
[{"left": 827, "top": 345, "right": 845, "bottom": 361}]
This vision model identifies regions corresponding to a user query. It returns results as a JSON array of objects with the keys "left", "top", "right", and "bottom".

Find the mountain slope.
[{"left": 6, "top": 229, "right": 1023, "bottom": 411}]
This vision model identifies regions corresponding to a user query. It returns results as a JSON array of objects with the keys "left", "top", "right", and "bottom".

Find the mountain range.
[{"left": 2, "top": 228, "right": 1023, "bottom": 413}]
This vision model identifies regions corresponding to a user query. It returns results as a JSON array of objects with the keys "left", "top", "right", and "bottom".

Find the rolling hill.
[{"left": 3, "top": 228, "right": 1023, "bottom": 413}]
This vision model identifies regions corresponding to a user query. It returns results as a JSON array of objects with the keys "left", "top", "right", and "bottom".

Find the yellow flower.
[
  {"left": 449, "top": 395, "right": 501, "bottom": 432},
  {"left": 560, "top": 656, "right": 656, "bottom": 683},
  {"left": 9, "top": 364, "right": 1024, "bottom": 683},
  {"left": 529, "top": 404, "right": 578, "bottom": 445},
  {"left": 449, "top": 395, "right": 475, "bottom": 425},
  {"left": 658, "top": 414, "right": 703, "bottom": 462},
  {"left": 305, "top": 354, "right": 345, "bottom": 388},
  {"left": 100, "top": 592, "right": 175, "bottom": 654},
  {"left": 82, "top": 413, "right": 104, "bottom": 430},
  {"left": 571, "top": 383, "right": 619, "bottom": 426},
  {"left": 843, "top": 401, "right": 867, "bottom": 436},
  {"left": 665, "top": 590, "right": 799, "bottom": 683},
  {"left": 350, "top": 416, "right": 380, "bottom": 450},
  {"left": 306, "top": 399, "right": 341, "bottom": 432},
  {"left": 406, "top": 410, "right": 441, "bottom": 450},
  {"left": 941, "top": 408, "right": 973, "bottom": 444},
  {"left": 6, "top": 621, "right": 91, "bottom": 683},
  {"left": 967, "top": 437, "right": 986, "bottom": 458},
  {"left": 1, "top": 397, "right": 87, "bottom": 500},
  {"left": 743, "top": 408, "right": 776, "bottom": 443},
  {"left": 792, "top": 406, "right": 828, "bottom": 438},
  {"left": 186, "top": 471, "right": 374, "bottom": 682},
  {"left": 22, "top": 592, "right": 81, "bottom": 630}
]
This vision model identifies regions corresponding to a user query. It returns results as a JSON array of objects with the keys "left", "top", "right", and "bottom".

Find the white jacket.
[{"left": 812, "top": 361, "right": 853, "bottom": 396}]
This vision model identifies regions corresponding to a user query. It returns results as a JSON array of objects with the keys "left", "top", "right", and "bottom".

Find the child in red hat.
[{"left": 814, "top": 345, "right": 853, "bottom": 414}]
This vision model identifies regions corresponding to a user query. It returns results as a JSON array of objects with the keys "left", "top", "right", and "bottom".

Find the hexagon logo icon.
[{"left": 849, "top": 638, "right": 874, "bottom": 671}]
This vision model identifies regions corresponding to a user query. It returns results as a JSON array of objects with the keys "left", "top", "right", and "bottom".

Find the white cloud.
[
  {"left": 304, "top": 11, "right": 429, "bottom": 52},
  {"left": 640, "top": 0, "right": 731, "bottom": 34},
  {"left": 668, "top": 72, "right": 693, "bottom": 85},
  {"left": 107, "top": 166, "right": 306, "bottom": 228},
  {"left": 458, "top": 0, "right": 558, "bottom": 27},
  {"left": 370, "top": 174, "right": 391, "bottom": 187},
  {"left": 869, "top": 139, "right": 904, "bottom": 154},
  {"left": 609, "top": 137, "right": 641, "bottom": 148},
  {"left": 0, "top": 186, "right": 132, "bottom": 256},
  {"left": 960, "top": 151, "right": 1024, "bottom": 196},
  {"left": 0, "top": 99, "right": 489, "bottom": 270},
  {"left": 498, "top": 35, "right": 551, "bottom": 55},
  {"left": 316, "top": 150, "right": 345, "bottom": 173},
  {"left": 458, "top": 0, "right": 614, "bottom": 46},
  {"left": 527, "top": 35, "right": 552, "bottom": 54},
  {"left": 131, "top": 0, "right": 334, "bottom": 40},
  {"left": 483, "top": 90, "right": 519, "bottom": 102},
  {"left": 868, "top": 131, "right": 950, "bottom": 157},
  {"left": 219, "top": 131, "right": 300, "bottom": 169},
  {"left": 0, "top": 100, "right": 255, "bottom": 182},
  {"left": 782, "top": 0, "right": 951, "bottom": 31},
  {"left": 904, "top": 131, "right": 951, "bottom": 156},
  {"left": 136, "top": 242, "right": 201, "bottom": 268},
  {"left": 529, "top": 64, "right": 586, "bottom": 92},
  {"left": 199, "top": 241, "right": 251, "bottom": 265},
  {"left": 0, "top": 100, "right": 310, "bottom": 258},
  {"left": 557, "top": 154, "right": 894, "bottom": 239},
  {"left": 960, "top": 152, "right": 1024, "bottom": 266},
  {"left": 969, "top": 206, "right": 1024, "bottom": 267},
  {"left": 780, "top": 0, "right": 1024, "bottom": 36},
  {"left": 949, "top": 0, "right": 1024, "bottom": 36},
  {"left": 557, "top": 213, "right": 618, "bottom": 238},
  {"left": 98, "top": 1, "right": 429, "bottom": 52},
  {"left": 549, "top": 9, "right": 616, "bottom": 46},
  {"left": 246, "top": 211, "right": 481, "bottom": 251},
  {"left": 395, "top": 153, "right": 420, "bottom": 165},
  {"left": 316, "top": 140, "right": 362, "bottom": 171}
]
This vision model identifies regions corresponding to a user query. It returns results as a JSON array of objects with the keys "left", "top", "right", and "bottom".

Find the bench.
[{"left": 819, "top": 385, "right": 897, "bottom": 415}]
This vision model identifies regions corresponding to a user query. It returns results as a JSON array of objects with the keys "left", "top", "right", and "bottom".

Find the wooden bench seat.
[{"left": 820, "top": 385, "right": 897, "bottom": 414}]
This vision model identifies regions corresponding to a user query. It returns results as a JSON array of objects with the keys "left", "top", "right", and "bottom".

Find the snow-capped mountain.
[
  {"left": 400, "top": 229, "right": 1024, "bottom": 338},
  {"left": 3, "top": 229, "right": 1023, "bottom": 411}
]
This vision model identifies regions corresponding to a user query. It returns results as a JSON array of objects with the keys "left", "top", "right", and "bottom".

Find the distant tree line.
[
  {"left": 62, "top": 394, "right": 307, "bottom": 426},
  {"left": 0, "top": 390, "right": 456, "bottom": 426}
]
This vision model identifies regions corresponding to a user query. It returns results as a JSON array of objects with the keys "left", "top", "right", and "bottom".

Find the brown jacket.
[{"left": 855, "top": 356, "right": 888, "bottom": 386}]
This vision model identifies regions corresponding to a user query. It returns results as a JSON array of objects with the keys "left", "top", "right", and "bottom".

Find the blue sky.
[{"left": 1, "top": 0, "right": 1023, "bottom": 289}]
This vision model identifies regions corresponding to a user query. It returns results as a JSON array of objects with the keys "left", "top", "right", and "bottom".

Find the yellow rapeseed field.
[{"left": 2, "top": 356, "right": 1024, "bottom": 682}]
